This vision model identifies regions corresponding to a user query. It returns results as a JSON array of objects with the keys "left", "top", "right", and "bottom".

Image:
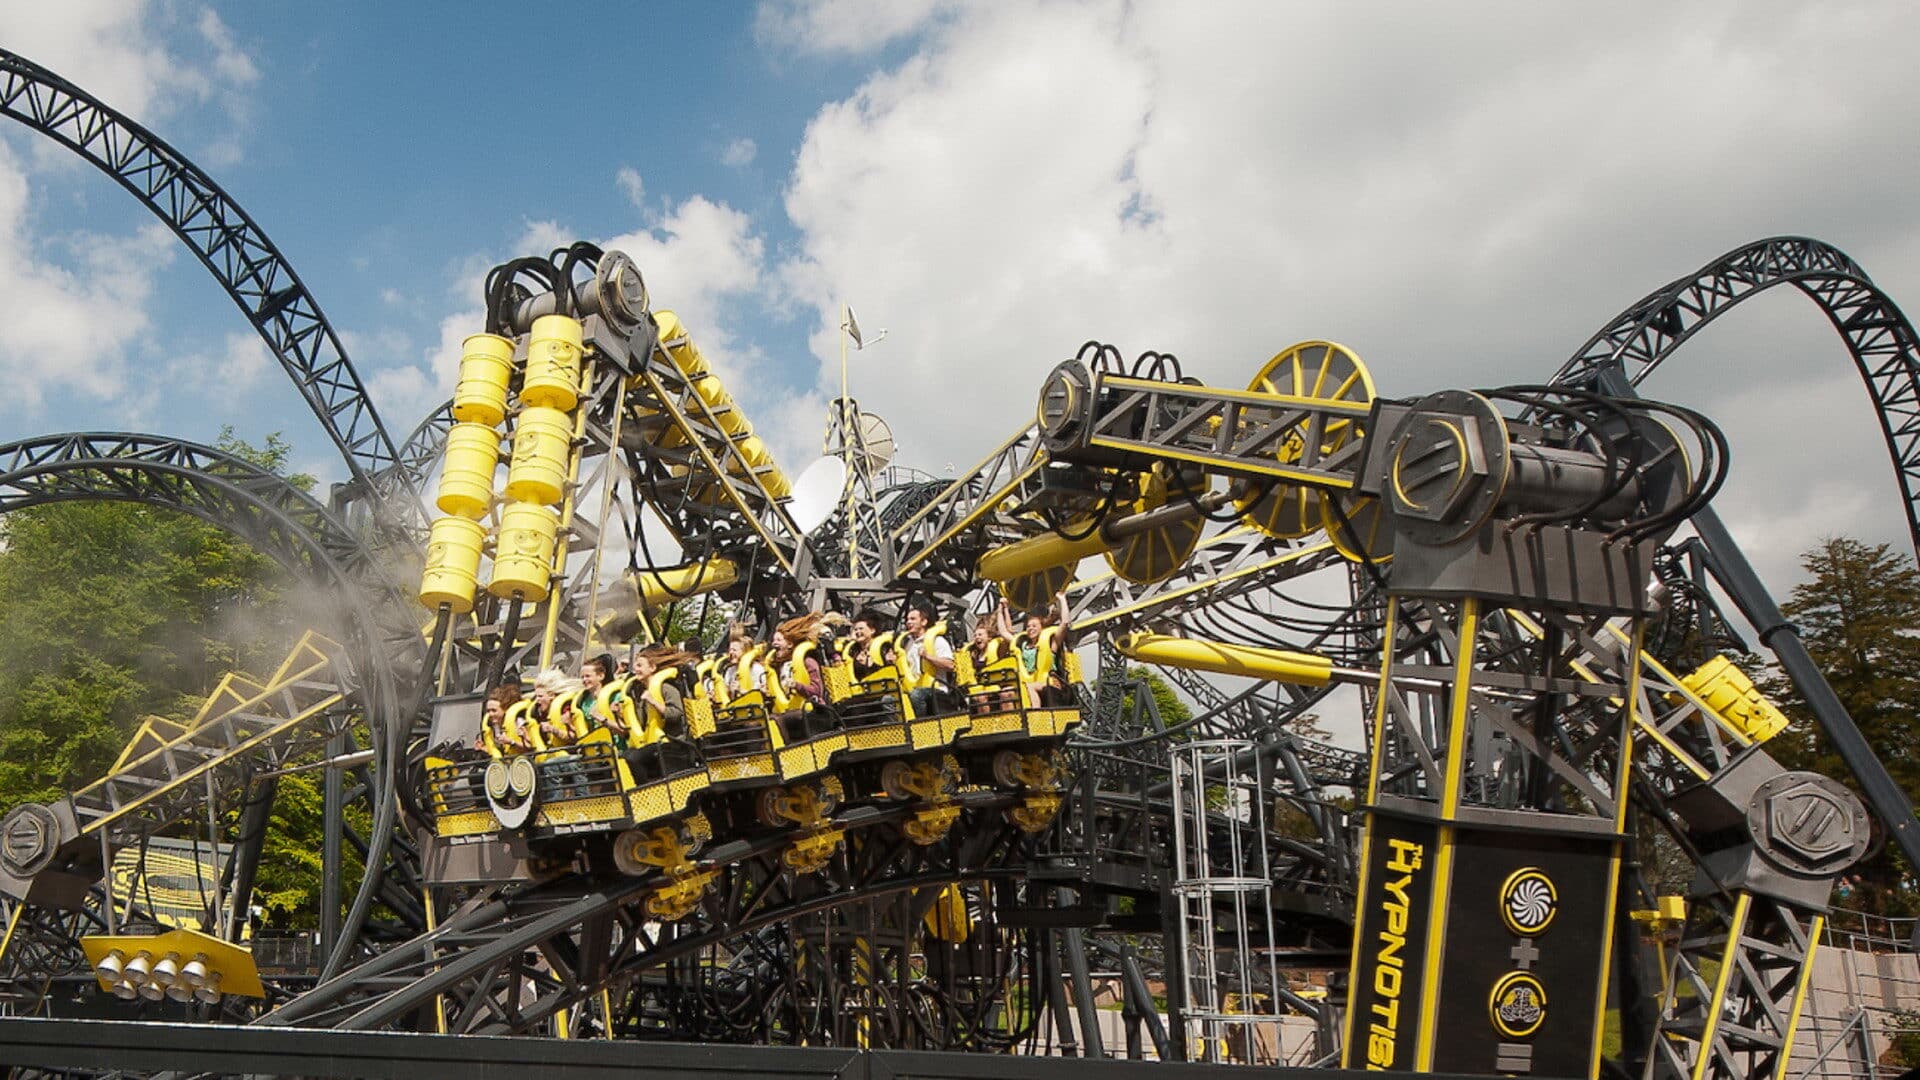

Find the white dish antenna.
[
  {"left": 858, "top": 412, "right": 896, "bottom": 473},
  {"left": 788, "top": 456, "right": 849, "bottom": 534}
]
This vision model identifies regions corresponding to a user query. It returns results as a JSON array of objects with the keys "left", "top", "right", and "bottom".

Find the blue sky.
[
  {"left": 1, "top": 2, "right": 896, "bottom": 473},
  {"left": 5, "top": 0, "right": 1920, "bottom": 598}
]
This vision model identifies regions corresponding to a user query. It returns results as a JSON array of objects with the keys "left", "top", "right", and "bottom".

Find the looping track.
[
  {"left": 1549, "top": 235, "right": 1920, "bottom": 560},
  {"left": 0, "top": 432, "right": 421, "bottom": 978},
  {"left": 0, "top": 47, "right": 424, "bottom": 544}
]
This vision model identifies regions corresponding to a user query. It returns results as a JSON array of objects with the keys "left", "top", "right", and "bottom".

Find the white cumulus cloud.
[{"left": 769, "top": 0, "right": 1920, "bottom": 596}]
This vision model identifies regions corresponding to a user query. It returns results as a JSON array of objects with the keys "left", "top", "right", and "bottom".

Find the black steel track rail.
[
  {"left": 0, "top": 432, "right": 422, "bottom": 975},
  {"left": 263, "top": 796, "right": 1032, "bottom": 1033},
  {"left": 0, "top": 1016, "right": 1467, "bottom": 1080},
  {"left": 0, "top": 433, "right": 419, "bottom": 656},
  {"left": 0, "top": 47, "right": 425, "bottom": 544},
  {"left": 1548, "top": 235, "right": 1920, "bottom": 562}
]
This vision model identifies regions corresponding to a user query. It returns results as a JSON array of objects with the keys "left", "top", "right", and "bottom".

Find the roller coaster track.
[
  {"left": 0, "top": 433, "right": 419, "bottom": 664},
  {"left": 0, "top": 48, "right": 425, "bottom": 546},
  {"left": 1548, "top": 235, "right": 1920, "bottom": 561},
  {"left": 0, "top": 433, "right": 421, "bottom": 977},
  {"left": 261, "top": 795, "right": 1035, "bottom": 1035}
]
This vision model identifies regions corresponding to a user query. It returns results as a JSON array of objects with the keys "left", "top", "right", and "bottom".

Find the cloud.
[
  {"left": 350, "top": 315, "right": 475, "bottom": 437},
  {"left": 755, "top": 0, "right": 958, "bottom": 55},
  {"left": 0, "top": 1, "right": 261, "bottom": 417},
  {"left": 772, "top": 1, "right": 1920, "bottom": 603},
  {"left": 0, "top": 136, "right": 177, "bottom": 406},
  {"left": 616, "top": 166, "right": 646, "bottom": 209},
  {"left": 0, "top": 1, "right": 258, "bottom": 132},
  {"left": 195, "top": 8, "right": 259, "bottom": 88},
  {"left": 720, "top": 137, "right": 758, "bottom": 168},
  {"left": 167, "top": 331, "right": 272, "bottom": 395},
  {"left": 605, "top": 196, "right": 765, "bottom": 322}
]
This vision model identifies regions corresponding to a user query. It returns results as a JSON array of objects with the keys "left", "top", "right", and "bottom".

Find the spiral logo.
[{"left": 1500, "top": 867, "right": 1557, "bottom": 936}]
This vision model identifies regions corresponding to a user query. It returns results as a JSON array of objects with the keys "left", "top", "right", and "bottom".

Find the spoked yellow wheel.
[
  {"left": 1234, "top": 340, "right": 1374, "bottom": 539},
  {"left": 1003, "top": 564, "right": 1072, "bottom": 614},
  {"left": 1103, "top": 467, "right": 1204, "bottom": 585}
]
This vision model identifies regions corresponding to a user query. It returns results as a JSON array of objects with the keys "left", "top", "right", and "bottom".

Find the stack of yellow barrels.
[
  {"left": 416, "top": 314, "right": 587, "bottom": 613},
  {"left": 490, "top": 315, "right": 582, "bottom": 603}
]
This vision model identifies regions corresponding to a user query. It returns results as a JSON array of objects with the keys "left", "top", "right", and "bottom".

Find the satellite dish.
[
  {"left": 788, "top": 457, "right": 848, "bottom": 534},
  {"left": 858, "top": 412, "right": 896, "bottom": 472}
]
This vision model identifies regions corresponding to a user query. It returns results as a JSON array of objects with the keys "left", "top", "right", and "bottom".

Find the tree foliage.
[
  {"left": 1760, "top": 536, "right": 1920, "bottom": 914},
  {"left": 0, "top": 429, "right": 309, "bottom": 807},
  {"left": 1122, "top": 666, "right": 1192, "bottom": 730}
]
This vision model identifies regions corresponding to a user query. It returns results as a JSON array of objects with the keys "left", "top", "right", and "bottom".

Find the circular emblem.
[
  {"left": 487, "top": 756, "right": 539, "bottom": 829},
  {"left": 1489, "top": 971, "right": 1547, "bottom": 1039},
  {"left": 484, "top": 760, "right": 511, "bottom": 800},
  {"left": 1500, "top": 867, "right": 1557, "bottom": 936}
]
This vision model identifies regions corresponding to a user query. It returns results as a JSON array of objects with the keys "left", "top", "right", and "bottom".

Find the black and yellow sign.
[
  {"left": 1430, "top": 827, "right": 1614, "bottom": 1077},
  {"left": 109, "top": 838, "right": 227, "bottom": 931},
  {"left": 1344, "top": 810, "right": 1437, "bottom": 1071}
]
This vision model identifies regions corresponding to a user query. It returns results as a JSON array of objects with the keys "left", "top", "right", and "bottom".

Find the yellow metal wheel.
[
  {"left": 1104, "top": 468, "right": 1205, "bottom": 585},
  {"left": 1234, "top": 341, "right": 1373, "bottom": 539}
]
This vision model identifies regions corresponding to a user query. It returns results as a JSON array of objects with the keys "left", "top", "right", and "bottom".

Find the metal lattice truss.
[
  {"left": 626, "top": 335, "right": 811, "bottom": 588},
  {"left": 1066, "top": 528, "right": 1342, "bottom": 636},
  {"left": 886, "top": 426, "right": 1049, "bottom": 587},
  {"left": 1646, "top": 895, "right": 1824, "bottom": 1080},
  {"left": 65, "top": 632, "right": 345, "bottom": 850},
  {"left": 261, "top": 796, "right": 1034, "bottom": 1035},
  {"left": 1550, "top": 235, "right": 1920, "bottom": 561},
  {"left": 0, "top": 48, "right": 424, "bottom": 547},
  {"left": 0, "top": 43, "right": 1897, "bottom": 1069}
]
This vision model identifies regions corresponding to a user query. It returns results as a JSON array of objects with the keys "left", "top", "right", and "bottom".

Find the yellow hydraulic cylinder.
[
  {"left": 435, "top": 422, "right": 501, "bottom": 519},
  {"left": 521, "top": 315, "right": 584, "bottom": 411},
  {"left": 452, "top": 333, "right": 515, "bottom": 426},
  {"left": 418, "top": 516, "right": 487, "bottom": 613},
  {"left": 654, "top": 310, "right": 709, "bottom": 377},
  {"left": 504, "top": 406, "right": 574, "bottom": 506},
  {"left": 1115, "top": 631, "right": 1333, "bottom": 688},
  {"left": 1681, "top": 654, "right": 1789, "bottom": 744},
  {"left": 488, "top": 502, "right": 560, "bottom": 600},
  {"left": 633, "top": 558, "right": 739, "bottom": 607},
  {"left": 729, "top": 434, "right": 771, "bottom": 472},
  {"left": 693, "top": 374, "right": 728, "bottom": 409},
  {"left": 977, "top": 526, "right": 1112, "bottom": 583}
]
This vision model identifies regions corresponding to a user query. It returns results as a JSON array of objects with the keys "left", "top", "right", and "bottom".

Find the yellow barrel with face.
[
  {"left": 488, "top": 502, "right": 560, "bottom": 600},
  {"left": 435, "top": 422, "right": 501, "bottom": 519},
  {"left": 453, "top": 333, "right": 515, "bottom": 426},
  {"left": 504, "top": 406, "right": 573, "bottom": 505},
  {"left": 521, "top": 314, "right": 584, "bottom": 410},
  {"left": 419, "top": 516, "right": 487, "bottom": 613}
]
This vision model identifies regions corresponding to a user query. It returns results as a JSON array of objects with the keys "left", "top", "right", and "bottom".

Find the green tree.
[
  {"left": 0, "top": 429, "right": 311, "bottom": 808},
  {"left": 1121, "top": 665, "right": 1192, "bottom": 729},
  {"left": 1761, "top": 537, "right": 1920, "bottom": 914}
]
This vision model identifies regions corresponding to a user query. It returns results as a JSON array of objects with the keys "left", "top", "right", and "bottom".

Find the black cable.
[
  {"left": 556, "top": 241, "right": 603, "bottom": 317},
  {"left": 1038, "top": 466, "right": 1130, "bottom": 542},
  {"left": 489, "top": 598, "right": 524, "bottom": 688},
  {"left": 1164, "top": 464, "right": 1246, "bottom": 524},
  {"left": 1130, "top": 349, "right": 1182, "bottom": 383},
  {"left": 627, "top": 446, "right": 719, "bottom": 602}
]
